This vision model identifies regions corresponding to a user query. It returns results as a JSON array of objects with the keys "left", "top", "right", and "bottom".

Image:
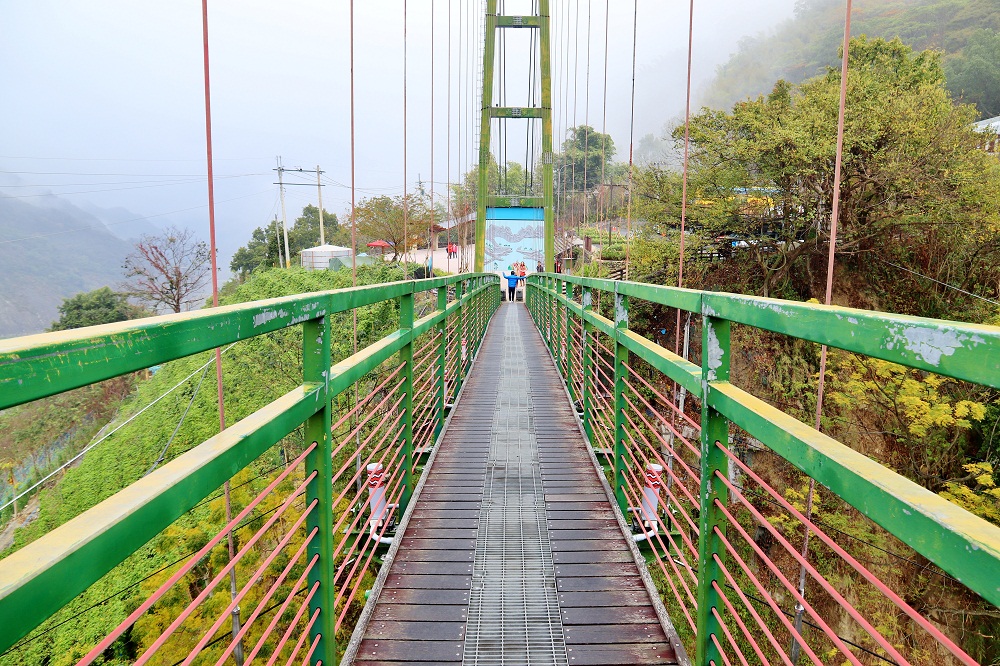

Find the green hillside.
[
  {"left": 0, "top": 264, "right": 409, "bottom": 665},
  {"left": 703, "top": 0, "right": 1000, "bottom": 117}
]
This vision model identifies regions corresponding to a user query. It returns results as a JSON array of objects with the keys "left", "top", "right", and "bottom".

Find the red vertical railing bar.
[
  {"left": 717, "top": 444, "right": 978, "bottom": 664},
  {"left": 77, "top": 442, "right": 318, "bottom": 664},
  {"left": 212, "top": 537, "right": 318, "bottom": 665},
  {"left": 179, "top": 503, "right": 318, "bottom": 665},
  {"left": 233, "top": 558, "right": 318, "bottom": 665}
]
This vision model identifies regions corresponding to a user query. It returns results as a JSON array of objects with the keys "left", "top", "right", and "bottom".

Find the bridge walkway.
[{"left": 349, "top": 302, "right": 681, "bottom": 665}]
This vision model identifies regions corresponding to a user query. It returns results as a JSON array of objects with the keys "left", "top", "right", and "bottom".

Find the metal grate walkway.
[{"left": 348, "top": 302, "right": 680, "bottom": 665}]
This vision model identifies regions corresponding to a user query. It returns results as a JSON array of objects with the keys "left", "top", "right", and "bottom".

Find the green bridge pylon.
[{"left": 474, "top": 1, "right": 555, "bottom": 273}]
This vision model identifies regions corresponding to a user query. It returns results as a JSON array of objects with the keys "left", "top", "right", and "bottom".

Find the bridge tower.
[{"left": 474, "top": 0, "right": 555, "bottom": 272}]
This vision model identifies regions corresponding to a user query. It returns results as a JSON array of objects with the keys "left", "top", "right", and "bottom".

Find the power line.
[{"left": 879, "top": 258, "right": 1000, "bottom": 307}]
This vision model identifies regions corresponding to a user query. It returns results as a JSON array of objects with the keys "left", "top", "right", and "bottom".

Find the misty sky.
[{"left": 0, "top": 0, "right": 796, "bottom": 270}]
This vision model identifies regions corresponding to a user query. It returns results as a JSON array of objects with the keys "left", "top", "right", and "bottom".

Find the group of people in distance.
[
  {"left": 502, "top": 262, "right": 527, "bottom": 302},
  {"left": 445, "top": 243, "right": 459, "bottom": 259}
]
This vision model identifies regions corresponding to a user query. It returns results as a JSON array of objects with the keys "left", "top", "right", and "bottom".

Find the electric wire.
[{"left": 0, "top": 346, "right": 237, "bottom": 514}]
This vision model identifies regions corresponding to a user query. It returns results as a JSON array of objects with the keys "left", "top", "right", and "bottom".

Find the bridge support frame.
[
  {"left": 474, "top": 0, "right": 555, "bottom": 272},
  {"left": 581, "top": 286, "right": 594, "bottom": 443},
  {"left": 398, "top": 289, "right": 415, "bottom": 513},
  {"left": 613, "top": 287, "right": 629, "bottom": 514},
  {"left": 696, "top": 315, "right": 731, "bottom": 666},
  {"left": 303, "top": 313, "right": 336, "bottom": 666}
]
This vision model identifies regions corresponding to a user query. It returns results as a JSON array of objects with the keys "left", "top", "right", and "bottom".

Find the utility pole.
[
  {"left": 275, "top": 157, "right": 292, "bottom": 268},
  {"left": 316, "top": 165, "right": 326, "bottom": 245},
  {"left": 274, "top": 214, "right": 284, "bottom": 268}
]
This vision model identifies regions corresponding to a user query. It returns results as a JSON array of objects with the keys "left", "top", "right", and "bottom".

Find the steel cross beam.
[{"left": 475, "top": 0, "right": 554, "bottom": 272}]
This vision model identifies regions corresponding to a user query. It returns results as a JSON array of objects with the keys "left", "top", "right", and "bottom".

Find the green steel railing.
[
  {"left": 526, "top": 273, "right": 1000, "bottom": 666},
  {"left": 0, "top": 273, "right": 499, "bottom": 663}
]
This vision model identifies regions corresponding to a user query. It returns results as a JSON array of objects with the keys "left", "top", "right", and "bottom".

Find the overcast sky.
[{"left": 0, "top": 0, "right": 796, "bottom": 269}]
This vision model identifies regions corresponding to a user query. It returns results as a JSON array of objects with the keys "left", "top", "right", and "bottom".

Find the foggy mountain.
[
  {"left": 0, "top": 196, "right": 138, "bottom": 337},
  {"left": 698, "top": 0, "right": 1000, "bottom": 113}
]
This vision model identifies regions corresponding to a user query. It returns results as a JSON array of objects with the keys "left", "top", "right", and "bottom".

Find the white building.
[{"left": 300, "top": 244, "right": 353, "bottom": 270}]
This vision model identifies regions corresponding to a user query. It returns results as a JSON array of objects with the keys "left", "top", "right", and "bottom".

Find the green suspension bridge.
[{"left": 1, "top": 2, "right": 999, "bottom": 666}]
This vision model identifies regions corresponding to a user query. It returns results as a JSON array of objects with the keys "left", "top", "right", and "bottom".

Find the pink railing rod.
[
  {"left": 258, "top": 583, "right": 318, "bottom": 666},
  {"left": 180, "top": 502, "right": 318, "bottom": 666},
  {"left": 330, "top": 363, "right": 405, "bottom": 435},
  {"left": 330, "top": 379, "right": 405, "bottom": 466},
  {"left": 213, "top": 544, "right": 318, "bottom": 666},
  {"left": 712, "top": 554, "right": 799, "bottom": 666},
  {"left": 618, "top": 436, "right": 700, "bottom": 562},
  {"left": 330, "top": 424, "right": 406, "bottom": 557},
  {"left": 133, "top": 480, "right": 318, "bottom": 666},
  {"left": 614, "top": 458, "right": 699, "bottom": 625},
  {"left": 243, "top": 575, "right": 319, "bottom": 665},
  {"left": 623, "top": 360, "right": 701, "bottom": 432},
  {"left": 334, "top": 471, "right": 406, "bottom": 619},
  {"left": 283, "top": 608, "right": 321, "bottom": 666},
  {"left": 710, "top": 630, "right": 738, "bottom": 666},
  {"left": 712, "top": 600, "right": 767, "bottom": 666},
  {"left": 621, "top": 373, "right": 699, "bottom": 458},
  {"left": 712, "top": 592, "right": 766, "bottom": 666},
  {"left": 712, "top": 530, "right": 834, "bottom": 666},
  {"left": 78, "top": 443, "right": 317, "bottom": 665},
  {"left": 718, "top": 445, "right": 976, "bottom": 664}
]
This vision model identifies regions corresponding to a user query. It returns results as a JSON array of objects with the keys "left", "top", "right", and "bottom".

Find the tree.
[
  {"left": 353, "top": 194, "right": 432, "bottom": 261},
  {"left": 49, "top": 287, "right": 143, "bottom": 331},
  {"left": 673, "top": 37, "right": 1000, "bottom": 306},
  {"left": 555, "top": 125, "right": 615, "bottom": 194},
  {"left": 554, "top": 126, "right": 617, "bottom": 230},
  {"left": 230, "top": 205, "right": 341, "bottom": 278},
  {"left": 123, "top": 226, "right": 211, "bottom": 314},
  {"left": 945, "top": 29, "right": 1000, "bottom": 118}
]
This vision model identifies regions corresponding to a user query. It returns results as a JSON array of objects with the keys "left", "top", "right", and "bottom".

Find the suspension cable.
[
  {"left": 793, "top": 2, "right": 854, "bottom": 660},
  {"left": 599, "top": 0, "right": 609, "bottom": 258},
  {"left": 582, "top": 0, "right": 592, "bottom": 236},
  {"left": 447, "top": 0, "right": 452, "bottom": 273},
  {"left": 676, "top": 0, "right": 694, "bottom": 355},
  {"left": 403, "top": 0, "right": 409, "bottom": 276},
  {"left": 430, "top": 0, "right": 435, "bottom": 274},
  {"left": 624, "top": 0, "right": 638, "bottom": 280}
]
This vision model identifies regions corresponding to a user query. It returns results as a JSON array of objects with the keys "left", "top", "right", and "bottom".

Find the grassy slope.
[{"left": 0, "top": 264, "right": 408, "bottom": 665}]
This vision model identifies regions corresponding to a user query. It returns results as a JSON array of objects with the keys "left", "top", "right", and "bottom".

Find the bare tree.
[{"left": 123, "top": 226, "right": 211, "bottom": 313}]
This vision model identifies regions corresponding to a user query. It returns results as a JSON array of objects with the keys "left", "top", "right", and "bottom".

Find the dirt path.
[{"left": 0, "top": 493, "right": 41, "bottom": 552}]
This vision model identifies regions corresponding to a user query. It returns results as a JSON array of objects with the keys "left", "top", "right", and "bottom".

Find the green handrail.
[
  {"left": 0, "top": 273, "right": 500, "bottom": 662},
  {"left": 526, "top": 273, "right": 1000, "bottom": 665}
]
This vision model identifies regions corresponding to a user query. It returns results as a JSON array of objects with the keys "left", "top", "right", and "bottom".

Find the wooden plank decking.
[{"left": 348, "top": 302, "right": 681, "bottom": 665}]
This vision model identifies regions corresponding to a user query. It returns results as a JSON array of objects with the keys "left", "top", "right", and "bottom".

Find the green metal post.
[
  {"left": 564, "top": 280, "right": 572, "bottom": 389},
  {"left": 454, "top": 279, "right": 466, "bottom": 396},
  {"left": 398, "top": 288, "right": 415, "bottom": 513},
  {"left": 302, "top": 314, "right": 335, "bottom": 666},
  {"left": 436, "top": 285, "right": 447, "bottom": 439},
  {"left": 475, "top": 2, "right": 498, "bottom": 272},
  {"left": 539, "top": 0, "right": 555, "bottom": 271},
  {"left": 613, "top": 286, "right": 629, "bottom": 514},
  {"left": 476, "top": 1, "right": 554, "bottom": 271},
  {"left": 696, "top": 315, "right": 731, "bottom": 666},
  {"left": 581, "top": 287, "right": 594, "bottom": 443}
]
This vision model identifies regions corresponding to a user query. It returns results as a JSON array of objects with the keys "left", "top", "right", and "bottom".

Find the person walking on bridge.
[{"left": 502, "top": 269, "right": 525, "bottom": 302}]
